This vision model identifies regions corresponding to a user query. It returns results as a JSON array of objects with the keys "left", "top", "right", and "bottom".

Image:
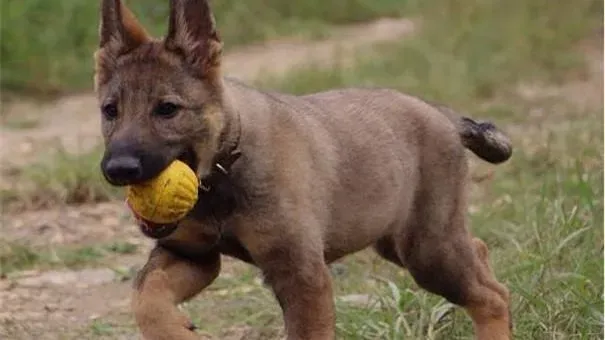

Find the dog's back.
[{"left": 224, "top": 79, "right": 510, "bottom": 261}]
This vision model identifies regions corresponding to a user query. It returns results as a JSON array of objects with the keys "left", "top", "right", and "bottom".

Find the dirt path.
[{"left": 0, "top": 18, "right": 416, "bottom": 340}]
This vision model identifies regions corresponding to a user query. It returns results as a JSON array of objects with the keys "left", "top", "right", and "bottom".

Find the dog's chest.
[
  {"left": 217, "top": 230, "right": 254, "bottom": 264},
  {"left": 157, "top": 216, "right": 255, "bottom": 265}
]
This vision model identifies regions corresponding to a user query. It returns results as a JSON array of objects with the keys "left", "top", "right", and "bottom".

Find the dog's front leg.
[
  {"left": 132, "top": 246, "right": 220, "bottom": 340},
  {"left": 254, "top": 242, "right": 335, "bottom": 340}
]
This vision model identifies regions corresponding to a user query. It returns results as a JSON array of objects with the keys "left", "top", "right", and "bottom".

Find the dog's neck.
[
  {"left": 214, "top": 102, "right": 242, "bottom": 172},
  {"left": 188, "top": 93, "right": 243, "bottom": 223},
  {"left": 211, "top": 81, "right": 243, "bottom": 169}
]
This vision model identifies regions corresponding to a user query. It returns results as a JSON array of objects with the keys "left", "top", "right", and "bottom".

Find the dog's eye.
[
  {"left": 154, "top": 102, "right": 181, "bottom": 119},
  {"left": 101, "top": 103, "right": 118, "bottom": 120}
]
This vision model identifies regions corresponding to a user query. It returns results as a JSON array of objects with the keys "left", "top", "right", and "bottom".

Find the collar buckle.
[{"left": 198, "top": 149, "right": 241, "bottom": 193}]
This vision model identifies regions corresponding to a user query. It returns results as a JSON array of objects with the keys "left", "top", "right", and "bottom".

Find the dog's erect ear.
[
  {"left": 99, "top": 0, "right": 150, "bottom": 52},
  {"left": 164, "top": 0, "right": 223, "bottom": 78},
  {"left": 95, "top": 0, "right": 150, "bottom": 88},
  {"left": 99, "top": 0, "right": 150, "bottom": 50}
]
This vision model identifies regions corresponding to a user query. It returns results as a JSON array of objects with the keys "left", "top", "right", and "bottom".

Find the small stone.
[
  {"left": 19, "top": 142, "right": 33, "bottom": 153},
  {"left": 330, "top": 263, "right": 347, "bottom": 276},
  {"left": 338, "top": 294, "right": 373, "bottom": 307},
  {"left": 0, "top": 280, "right": 14, "bottom": 291},
  {"left": 36, "top": 223, "right": 52, "bottom": 233},
  {"left": 101, "top": 216, "right": 120, "bottom": 227},
  {"left": 44, "top": 304, "right": 58, "bottom": 312}
]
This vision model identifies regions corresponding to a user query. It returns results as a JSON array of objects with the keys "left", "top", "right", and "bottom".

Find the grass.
[
  {"left": 0, "top": 0, "right": 407, "bottom": 95},
  {"left": 0, "top": 240, "right": 139, "bottom": 276},
  {"left": 1, "top": 146, "right": 122, "bottom": 211},
  {"left": 89, "top": 320, "right": 115, "bottom": 336}
]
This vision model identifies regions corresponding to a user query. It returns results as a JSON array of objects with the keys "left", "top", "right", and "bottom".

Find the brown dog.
[{"left": 95, "top": 1, "right": 513, "bottom": 339}]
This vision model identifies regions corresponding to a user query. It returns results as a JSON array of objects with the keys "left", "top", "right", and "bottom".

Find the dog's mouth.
[
  {"left": 127, "top": 200, "right": 180, "bottom": 239},
  {"left": 177, "top": 147, "right": 199, "bottom": 173},
  {"left": 136, "top": 147, "right": 198, "bottom": 240},
  {"left": 139, "top": 220, "right": 179, "bottom": 239},
  {"left": 120, "top": 147, "right": 198, "bottom": 240}
]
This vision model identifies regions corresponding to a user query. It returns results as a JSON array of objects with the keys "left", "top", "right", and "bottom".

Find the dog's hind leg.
[
  {"left": 392, "top": 195, "right": 511, "bottom": 340},
  {"left": 374, "top": 150, "right": 511, "bottom": 339},
  {"left": 385, "top": 221, "right": 511, "bottom": 339},
  {"left": 132, "top": 246, "right": 220, "bottom": 340}
]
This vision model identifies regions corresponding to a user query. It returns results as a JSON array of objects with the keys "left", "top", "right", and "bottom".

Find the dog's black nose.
[{"left": 103, "top": 156, "right": 142, "bottom": 185}]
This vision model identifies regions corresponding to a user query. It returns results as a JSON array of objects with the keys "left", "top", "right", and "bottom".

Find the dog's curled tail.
[
  {"left": 428, "top": 102, "right": 513, "bottom": 164},
  {"left": 458, "top": 117, "right": 512, "bottom": 164}
]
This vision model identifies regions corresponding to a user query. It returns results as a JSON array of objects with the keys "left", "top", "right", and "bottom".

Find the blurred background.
[{"left": 1, "top": 0, "right": 603, "bottom": 339}]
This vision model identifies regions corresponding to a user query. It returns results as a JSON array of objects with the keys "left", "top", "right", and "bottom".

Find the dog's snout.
[
  {"left": 103, "top": 156, "right": 142, "bottom": 185},
  {"left": 101, "top": 139, "right": 174, "bottom": 186}
]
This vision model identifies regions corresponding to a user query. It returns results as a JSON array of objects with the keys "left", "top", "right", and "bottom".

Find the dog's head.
[{"left": 95, "top": 0, "right": 225, "bottom": 186}]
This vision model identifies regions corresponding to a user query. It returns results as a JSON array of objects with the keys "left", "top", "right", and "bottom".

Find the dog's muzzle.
[{"left": 126, "top": 199, "right": 180, "bottom": 239}]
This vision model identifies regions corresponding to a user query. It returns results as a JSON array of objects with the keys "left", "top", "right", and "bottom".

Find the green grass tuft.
[
  {"left": 0, "top": 240, "right": 140, "bottom": 276},
  {"left": 1, "top": 146, "right": 121, "bottom": 211},
  {"left": 0, "top": 241, "right": 41, "bottom": 276}
]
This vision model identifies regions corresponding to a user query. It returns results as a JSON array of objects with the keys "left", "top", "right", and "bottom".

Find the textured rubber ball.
[{"left": 126, "top": 160, "right": 198, "bottom": 224}]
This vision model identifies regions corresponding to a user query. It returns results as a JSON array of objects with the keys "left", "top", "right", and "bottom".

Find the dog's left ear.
[{"left": 164, "top": 0, "right": 223, "bottom": 79}]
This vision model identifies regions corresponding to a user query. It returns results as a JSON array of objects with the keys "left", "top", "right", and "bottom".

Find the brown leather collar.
[{"left": 193, "top": 110, "right": 243, "bottom": 220}]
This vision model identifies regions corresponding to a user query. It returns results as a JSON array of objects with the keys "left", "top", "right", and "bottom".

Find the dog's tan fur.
[{"left": 95, "top": 1, "right": 513, "bottom": 339}]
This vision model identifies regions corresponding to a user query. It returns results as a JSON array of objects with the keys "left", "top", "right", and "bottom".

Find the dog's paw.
[
  {"left": 185, "top": 319, "right": 197, "bottom": 331},
  {"left": 177, "top": 310, "right": 197, "bottom": 332}
]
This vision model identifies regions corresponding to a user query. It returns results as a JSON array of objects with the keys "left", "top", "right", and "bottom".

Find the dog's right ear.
[{"left": 95, "top": 0, "right": 150, "bottom": 88}]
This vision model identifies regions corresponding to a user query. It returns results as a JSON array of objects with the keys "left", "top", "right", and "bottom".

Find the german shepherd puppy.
[{"left": 96, "top": 1, "right": 513, "bottom": 339}]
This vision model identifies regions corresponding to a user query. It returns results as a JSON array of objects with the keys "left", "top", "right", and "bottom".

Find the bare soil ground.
[{"left": 0, "top": 19, "right": 417, "bottom": 340}]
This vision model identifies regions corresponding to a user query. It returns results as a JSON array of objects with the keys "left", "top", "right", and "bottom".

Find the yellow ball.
[{"left": 126, "top": 160, "right": 198, "bottom": 224}]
